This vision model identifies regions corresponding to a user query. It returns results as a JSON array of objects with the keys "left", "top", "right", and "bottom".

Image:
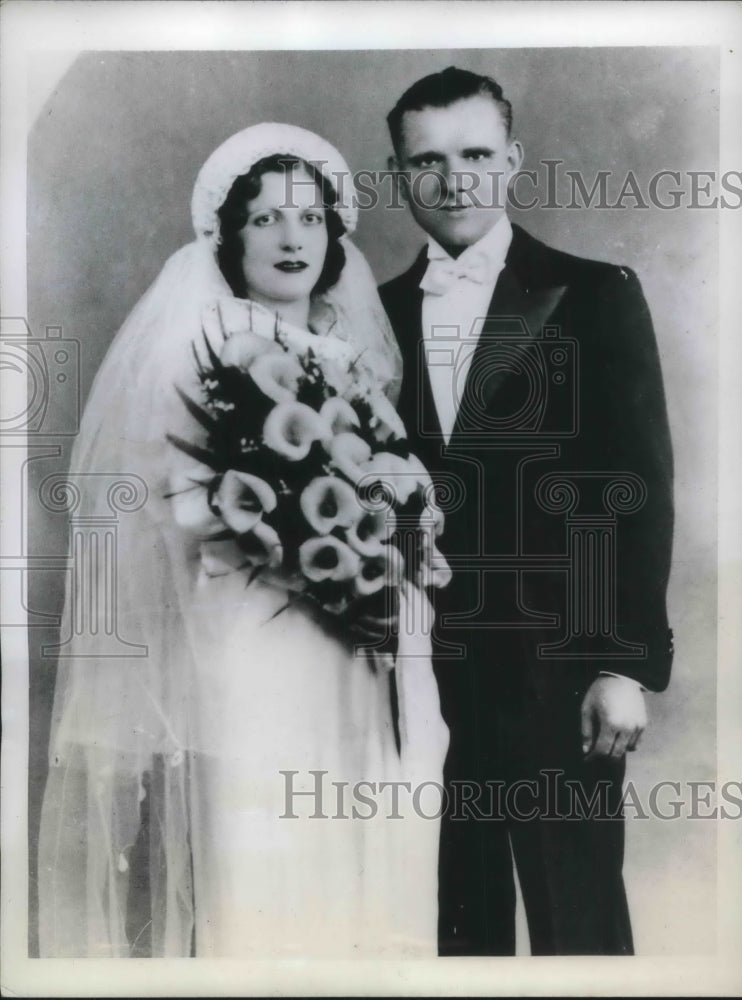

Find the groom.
[{"left": 379, "top": 67, "right": 674, "bottom": 955}]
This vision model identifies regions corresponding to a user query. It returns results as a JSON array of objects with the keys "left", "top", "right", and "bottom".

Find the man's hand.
[{"left": 580, "top": 675, "right": 648, "bottom": 760}]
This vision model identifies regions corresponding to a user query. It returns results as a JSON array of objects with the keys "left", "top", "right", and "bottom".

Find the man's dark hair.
[
  {"left": 216, "top": 154, "right": 346, "bottom": 300},
  {"left": 386, "top": 66, "right": 513, "bottom": 154}
]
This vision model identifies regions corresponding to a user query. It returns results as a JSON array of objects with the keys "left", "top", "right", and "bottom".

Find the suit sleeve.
[{"left": 586, "top": 266, "right": 674, "bottom": 691}]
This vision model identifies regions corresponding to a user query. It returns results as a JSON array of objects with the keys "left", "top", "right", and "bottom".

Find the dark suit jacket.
[{"left": 380, "top": 222, "right": 674, "bottom": 696}]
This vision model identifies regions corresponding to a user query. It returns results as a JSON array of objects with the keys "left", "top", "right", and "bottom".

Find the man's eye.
[
  {"left": 465, "top": 152, "right": 488, "bottom": 162},
  {"left": 411, "top": 156, "right": 441, "bottom": 169}
]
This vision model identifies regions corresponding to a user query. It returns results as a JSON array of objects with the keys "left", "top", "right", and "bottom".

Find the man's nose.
[{"left": 443, "top": 159, "right": 465, "bottom": 195}]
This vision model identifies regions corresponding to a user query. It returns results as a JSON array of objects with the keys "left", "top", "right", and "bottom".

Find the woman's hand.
[{"left": 348, "top": 610, "right": 399, "bottom": 645}]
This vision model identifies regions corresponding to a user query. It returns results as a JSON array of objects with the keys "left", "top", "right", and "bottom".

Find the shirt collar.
[{"left": 426, "top": 213, "right": 513, "bottom": 269}]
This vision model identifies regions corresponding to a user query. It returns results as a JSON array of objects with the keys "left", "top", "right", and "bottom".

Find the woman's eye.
[
  {"left": 252, "top": 213, "right": 276, "bottom": 227},
  {"left": 303, "top": 212, "right": 325, "bottom": 225}
]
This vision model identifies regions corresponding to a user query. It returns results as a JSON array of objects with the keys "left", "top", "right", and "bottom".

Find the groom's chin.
[{"left": 410, "top": 206, "right": 504, "bottom": 250}]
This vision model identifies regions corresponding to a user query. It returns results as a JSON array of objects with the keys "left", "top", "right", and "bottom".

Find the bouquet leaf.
[
  {"left": 175, "top": 386, "right": 219, "bottom": 433},
  {"left": 166, "top": 433, "right": 220, "bottom": 469}
]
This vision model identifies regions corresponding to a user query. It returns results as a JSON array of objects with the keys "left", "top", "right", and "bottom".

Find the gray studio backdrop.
[{"left": 27, "top": 48, "right": 718, "bottom": 955}]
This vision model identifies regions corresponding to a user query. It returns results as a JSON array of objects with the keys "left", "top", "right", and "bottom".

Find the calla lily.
[
  {"left": 300, "top": 476, "right": 361, "bottom": 535},
  {"left": 405, "top": 452, "right": 434, "bottom": 492},
  {"left": 354, "top": 545, "right": 405, "bottom": 596},
  {"left": 420, "top": 544, "right": 453, "bottom": 590},
  {"left": 199, "top": 537, "right": 247, "bottom": 576},
  {"left": 431, "top": 547, "right": 453, "bottom": 589},
  {"left": 216, "top": 470, "right": 277, "bottom": 535},
  {"left": 238, "top": 520, "right": 284, "bottom": 570},
  {"left": 299, "top": 535, "right": 360, "bottom": 583},
  {"left": 360, "top": 453, "right": 419, "bottom": 506},
  {"left": 168, "top": 463, "right": 221, "bottom": 533},
  {"left": 250, "top": 352, "right": 303, "bottom": 403},
  {"left": 320, "top": 397, "right": 361, "bottom": 439},
  {"left": 346, "top": 508, "right": 397, "bottom": 556},
  {"left": 219, "top": 330, "right": 282, "bottom": 369},
  {"left": 368, "top": 393, "right": 407, "bottom": 444},
  {"left": 329, "top": 432, "right": 372, "bottom": 484},
  {"left": 419, "top": 501, "right": 445, "bottom": 538},
  {"left": 263, "top": 402, "right": 327, "bottom": 460}
]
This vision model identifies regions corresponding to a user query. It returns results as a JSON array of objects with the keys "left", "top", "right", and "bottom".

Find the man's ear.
[
  {"left": 506, "top": 139, "right": 525, "bottom": 177},
  {"left": 388, "top": 155, "right": 409, "bottom": 205}
]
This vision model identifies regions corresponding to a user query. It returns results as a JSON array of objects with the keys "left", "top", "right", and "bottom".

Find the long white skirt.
[{"left": 186, "top": 571, "right": 448, "bottom": 958}]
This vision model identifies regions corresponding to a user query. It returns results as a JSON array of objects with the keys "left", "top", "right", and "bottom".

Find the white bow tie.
[{"left": 419, "top": 251, "right": 502, "bottom": 296}]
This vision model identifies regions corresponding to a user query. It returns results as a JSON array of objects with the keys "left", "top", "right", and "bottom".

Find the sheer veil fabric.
[{"left": 37, "top": 124, "right": 448, "bottom": 957}]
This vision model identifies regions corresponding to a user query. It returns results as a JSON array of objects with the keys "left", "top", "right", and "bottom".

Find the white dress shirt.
[{"left": 421, "top": 214, "right": 513, "bottom": 442}]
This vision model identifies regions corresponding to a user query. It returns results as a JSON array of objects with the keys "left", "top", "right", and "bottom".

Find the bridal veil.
[{"left": 36, "top": 123, "right": 421, "bottom": 957}]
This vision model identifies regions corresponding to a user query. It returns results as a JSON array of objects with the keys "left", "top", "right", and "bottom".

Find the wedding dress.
[
  {"left": 186, "top": 568, "right": 445, "bottom": 957},
  {"left": 37, "top": 124, "right": 449, "bottom": 958}
]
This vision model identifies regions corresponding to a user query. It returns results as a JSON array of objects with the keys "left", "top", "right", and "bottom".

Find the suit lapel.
[
  {"left": 387, "top": 227, "right": 568, "bottom": 445},
  {"left": 451, "top": 234, "right": 567, "bottom": 437},
  {"left": 392, "top": 253, "right": 446, "bottom": 447}
]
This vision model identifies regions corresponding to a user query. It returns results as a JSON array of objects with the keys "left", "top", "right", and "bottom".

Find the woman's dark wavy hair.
[{"left": 216, "top": 154, "right": 346, "bottom": 300}]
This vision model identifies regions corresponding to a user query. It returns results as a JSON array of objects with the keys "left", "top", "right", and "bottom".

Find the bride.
[{"left": 37, "top": 123, "right": 449, "bottom": 958}]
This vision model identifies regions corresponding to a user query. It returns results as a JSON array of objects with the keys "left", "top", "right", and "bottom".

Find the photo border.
[{"left": 2, "top": 1, "right": 741, "bottom": 995}]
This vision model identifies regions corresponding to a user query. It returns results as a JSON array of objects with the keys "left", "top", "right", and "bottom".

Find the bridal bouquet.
[{"left": 168, "top": 303, "right": 450, "bottom": 645}]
